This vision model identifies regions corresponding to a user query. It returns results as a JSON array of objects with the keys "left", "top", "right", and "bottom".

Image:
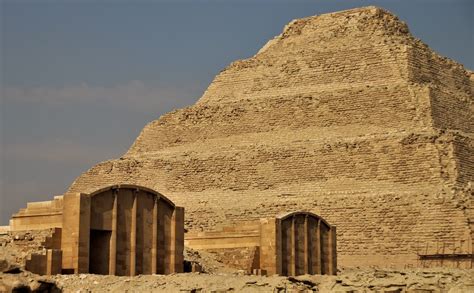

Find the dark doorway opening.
[{"left": 89, "top": 229, "right": 111, "bottom": 274}]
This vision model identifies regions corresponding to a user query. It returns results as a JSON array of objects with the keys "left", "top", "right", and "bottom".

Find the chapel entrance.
[
  {"left": 63, "top": 185, "right": 185, "bottom": 275},
  {"left": 89, "top": 229, "right": 111, "bottom": 274},
  {"left": 278, "top": 212, "right": 336, "bottom": 276}
]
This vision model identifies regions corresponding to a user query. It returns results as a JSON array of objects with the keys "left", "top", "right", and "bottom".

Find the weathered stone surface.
[
  {"left": 6, "top": 186, "right": 185, "bottom": 276},
  {"left": 2, "top": 267, "right": 472, "bottom": 293},
  {"left": 19, "top": 6, "right": 474, "bottom": 268}
]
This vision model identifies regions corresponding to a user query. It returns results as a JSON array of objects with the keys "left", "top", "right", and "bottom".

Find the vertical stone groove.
[
  {"left": 151, "top": 196, "right": 158, "bottom": 274},
  {"left": 130, "top": 190, "right": 137, "bottom": 276},
  {"left": 303, "top": 215, "right": 310, "bottom": 274},
  {"left": 290, "top": 215, "right": 296, "bottom": 276},
  {"left": 316, "top": 219, "right": 322, "bottom": 274},
  {"left": 109, "top": 191, "right": 117, "bottom": 275}
]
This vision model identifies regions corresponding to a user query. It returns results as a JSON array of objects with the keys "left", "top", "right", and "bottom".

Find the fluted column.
[
  {"left": 315, "top": 219, "right": 322, "bottom": 274},
  {"left": 109, "top": 190, "right": 118, "bottom": 275},
  {"left": 328, "top": 226, "right": 337, "bottom": 275},
  {"left": 303, "top": 215, "right": 310, "bottom": 274},
  {"left": 290, "top": 216, "right": 296, "bottom": 276},
  {"left": 130, "top": 190, "right": 137, "bottom": 276},
  {"left": 151, "top": 196, "right": 159, "bottom": 274}
]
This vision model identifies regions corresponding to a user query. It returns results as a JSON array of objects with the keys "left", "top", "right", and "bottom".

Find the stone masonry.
[
  {"left": 60, "top": 7, "right": 473, "bottom": 268},
  {"left": 9, "top": 185, "right": 185, "bottom": 275},
  {"left": 185, "top": 212, "right": 337, "bottom": 276}
]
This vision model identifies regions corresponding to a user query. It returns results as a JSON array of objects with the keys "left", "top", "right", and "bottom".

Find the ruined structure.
[
  {"left": 186, "top": 211, "right": 337, "bottom": 276},
  {"left": 7, "top": 6, "right": 474, "bottom": 269},
  {"left": 10, "top": 185, "right": 184, "bottom": 275}
]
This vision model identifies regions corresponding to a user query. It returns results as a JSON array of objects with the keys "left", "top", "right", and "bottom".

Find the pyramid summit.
[
  {"left": 12, "top": 7, "right": 474, "bottom": 268},
  {"left": 125, "top": 6, "right": 471, "bottom": 156}
]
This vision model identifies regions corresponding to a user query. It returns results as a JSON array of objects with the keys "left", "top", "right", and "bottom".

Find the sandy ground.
[{"left": 1, "top": 267, "right": 473, "bottom": 292}]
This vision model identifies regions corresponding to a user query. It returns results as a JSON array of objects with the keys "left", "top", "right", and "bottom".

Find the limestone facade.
[
  {"left": 61, "top": 7, "right": 472, "bottom": 268},
  {"left": 10, "top": 185, "right": 184, "bottom": 275},
  {"left": 186, "top": 211, "right": 337, "bottom": 276}
]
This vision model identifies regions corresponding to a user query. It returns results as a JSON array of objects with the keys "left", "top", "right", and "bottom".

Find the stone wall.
[
  {"left": 429, "top": 88, "right": 473, "bottom": 133},
  {"left": 185, "top": 213, "right": 337, "bottom": 275},
  {"left": 10, "top": 197, "right": 63, "bottom": 231},
  {"left": 126, "top": 84, "right": 432, "bottom": 156},
  {"left": 185, "top": 220, "right": 261, "bottom": 271},
  {"left": 25, "top": 249, "right": 62, "bottom": 275}
]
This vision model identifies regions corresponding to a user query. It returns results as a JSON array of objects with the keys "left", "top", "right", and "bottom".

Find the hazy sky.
[{"left": 1, "top": 0, "right": 473, "bottom": 225}]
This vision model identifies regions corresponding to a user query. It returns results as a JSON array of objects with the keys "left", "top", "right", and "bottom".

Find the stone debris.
[
  {"left": 0, "top": 230, "right": 55, "bottom": 272},
  {"left": 184, "top": 247, "right": 236, "bottom": 274},
  {"left": 0, "top": 268, "right": 472, "bottom": 292}
]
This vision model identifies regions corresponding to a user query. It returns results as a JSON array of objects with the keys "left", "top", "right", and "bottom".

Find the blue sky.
[{"left": 1, "top": 0, "right": 473, "bottom": 224}]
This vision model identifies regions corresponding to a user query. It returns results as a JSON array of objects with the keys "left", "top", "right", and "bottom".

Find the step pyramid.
[{"left": 67, "top": 7, "right": 473, "bottom": 267}]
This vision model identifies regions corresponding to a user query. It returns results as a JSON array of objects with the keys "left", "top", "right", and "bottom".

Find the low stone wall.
[
  {"left": 25, "top": 249, "right": 62, "bottom": 275},
  {"left": 9, "top": 197, "right": 64, "bottom": 231},
  {"left": 185, "top": 220, "right": 261, "bottom": 272},
  {"left": 185, "top": 213, "right": 337, "bottom": 276},
  {"left": 185, "top": 222, "right": 260, "bottom": 250}
]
